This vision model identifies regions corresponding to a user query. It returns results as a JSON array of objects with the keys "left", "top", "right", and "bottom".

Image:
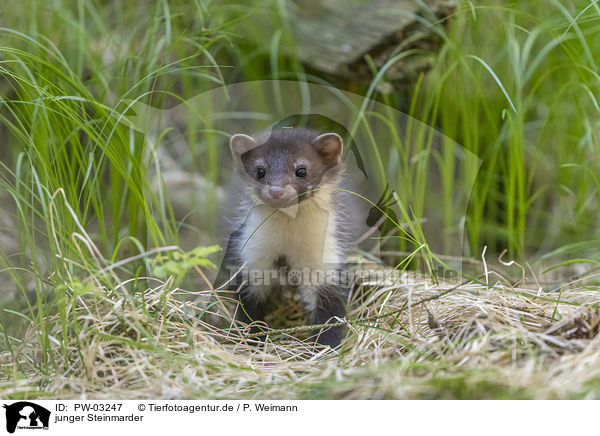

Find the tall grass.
[
  {"left": 0, "top": 0, "right": 227, "bottom": 370},
  {"left": 416, "top": 2, "right": 600, "bottom": 262},
  {"left": 0, "top": 0, "right": 599, "bottom": 399}
]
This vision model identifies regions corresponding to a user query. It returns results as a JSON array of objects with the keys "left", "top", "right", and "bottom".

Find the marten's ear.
[
  {"left": 230, "top": 134, "right": 256, "bottom": 160},
  {"left": 312, "top": 133, "right": 343, "bottom": 167}
]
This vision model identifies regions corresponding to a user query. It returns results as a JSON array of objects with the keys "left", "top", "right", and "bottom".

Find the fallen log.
[{"left": 291, "top": 0, "right": 456, "bottom": 85}]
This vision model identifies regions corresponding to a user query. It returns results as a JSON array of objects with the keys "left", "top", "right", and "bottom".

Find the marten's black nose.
[{"left": 269, "top": 186, "right": 284, "bottom": 198}]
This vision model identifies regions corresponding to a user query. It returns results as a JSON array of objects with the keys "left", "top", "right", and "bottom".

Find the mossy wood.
[{"left": 291, "top": 0, "right": 455, "bottom": 84}]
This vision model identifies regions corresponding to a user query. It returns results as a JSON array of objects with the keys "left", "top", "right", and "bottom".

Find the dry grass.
[{"left": 2, "top": 243, "right": 600, "bottom": 400}]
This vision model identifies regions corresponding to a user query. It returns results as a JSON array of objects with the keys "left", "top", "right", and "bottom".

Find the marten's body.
[{"left": 222, "top": 127, "right": 348, "bottom": 347}]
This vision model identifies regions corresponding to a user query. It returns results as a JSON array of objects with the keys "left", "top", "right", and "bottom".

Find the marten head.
[{"left": 230, "top": 127, "right": 343, "bottom": 208}]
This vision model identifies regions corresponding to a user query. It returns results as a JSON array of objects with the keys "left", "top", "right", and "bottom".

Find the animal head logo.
[{"left": 2, "top": 402, "right": 50, "bottom": 434}]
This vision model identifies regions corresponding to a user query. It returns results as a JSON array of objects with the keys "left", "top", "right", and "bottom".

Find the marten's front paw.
[{"left": 313, "top": 325, "right": 343, "bottom": 348}]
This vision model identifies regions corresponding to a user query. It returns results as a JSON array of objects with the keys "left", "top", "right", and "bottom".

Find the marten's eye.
[
  {"left": 295, "top": 167, "right": 307, "bottom": 178},
  {"left": 256, "top": 168, "right": 266, "bottom": 179}
]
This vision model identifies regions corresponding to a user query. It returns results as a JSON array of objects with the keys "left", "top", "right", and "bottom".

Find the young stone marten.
[{"left": 221, "top": 127, "right": 349, "bottom": 347}]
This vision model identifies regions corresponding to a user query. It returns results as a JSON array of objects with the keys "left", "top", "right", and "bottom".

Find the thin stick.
[{"left": 245, "top": 279, "right": 471, "bottom": 339}]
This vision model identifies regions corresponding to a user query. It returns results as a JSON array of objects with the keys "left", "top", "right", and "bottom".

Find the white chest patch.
[{"left": 237, "top": 196, "right": 340, "bottom": 272}]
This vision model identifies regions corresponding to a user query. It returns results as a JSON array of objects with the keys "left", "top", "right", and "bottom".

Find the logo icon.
[{"left": 2, "top": 402, "right": 50, "bottom": 433}]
